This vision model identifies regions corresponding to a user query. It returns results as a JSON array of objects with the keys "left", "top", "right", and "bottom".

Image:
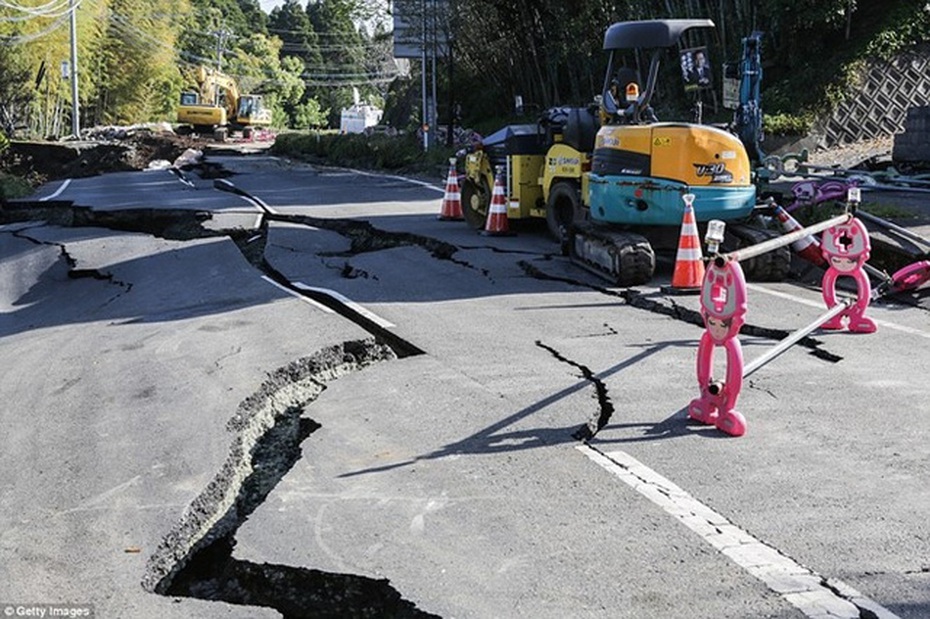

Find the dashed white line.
[
  {"left": 260, "top": 276, "right": 334, "bottom": 313},
  {"left": 579, "top": 445, "right": 900, "bottom": 619},
  {"left": 39, "top": 179, "right": 71, "bottom": 201}
]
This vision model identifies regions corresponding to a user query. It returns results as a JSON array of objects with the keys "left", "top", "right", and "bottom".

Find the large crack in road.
[
  {"left": 3, "top": 163, "right": 914, "bottom": 617},
  {"left": 140, "top": 339, "right": 439, "bottom": 618}
]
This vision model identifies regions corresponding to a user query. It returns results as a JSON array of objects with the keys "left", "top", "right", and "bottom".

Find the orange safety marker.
[
  {"left": 438, "top": 158, "right": 464, "bottom": 221},
  {"left": 773, "top": 204, "right": 826, "bottom": 266},
  {"left": 663, "top": 193, "right": 705, "bottom": 293},
  {"left": 481, "top": 168, "right": 515, "bottom": 236}
]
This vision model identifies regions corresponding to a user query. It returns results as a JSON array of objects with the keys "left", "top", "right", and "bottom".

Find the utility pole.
[
  {"left": 68, "top": 0, "right": 80, "bottom": 138},
  {"left": 446, "top": 1, "right": 455, "bottom": 147},
  {"left": 420, "top": 0, "right": 428, "bottom": 152},
  {"left": 213, "top": 28, "right": 229, "bottom": 72},
  {"left": 430, "top": 0, "right": 437, "bottom": 150}
]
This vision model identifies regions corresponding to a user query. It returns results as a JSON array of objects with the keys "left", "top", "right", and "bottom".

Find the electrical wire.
[
  {"left": 0, "top": 11, "right": 68, "bottom": 43},
  {"left": 106, "top": 9, "right": 400, "bottom": 87},
  {"left": 0, "top": 0, "right": 78, "bottom": 22}
]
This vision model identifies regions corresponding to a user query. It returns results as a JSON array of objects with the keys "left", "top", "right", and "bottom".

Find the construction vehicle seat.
[{"left": 561, "top": 107, "right": 599, "bottom": 152}]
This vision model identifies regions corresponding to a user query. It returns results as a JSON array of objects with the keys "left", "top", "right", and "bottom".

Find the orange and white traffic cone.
[
  {"left": 773, "top": 204, "right": 826, "bottom": 267},
  {"left": 481, "top": 168, "right": 514, "bottom": 236},
  {"left": 663, "top": 193, "right": 705, "bottom": 294},
  {"left": 438, "top": 158, "right": 464, "bottom": 221}
]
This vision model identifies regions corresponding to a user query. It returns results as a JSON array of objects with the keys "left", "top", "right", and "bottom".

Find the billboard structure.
[
  {"left": 392, "top": 0, "right": 450, "bottom": 59},
  {"left": 392, "top": 0, "right": 452, "bottom": 150}
]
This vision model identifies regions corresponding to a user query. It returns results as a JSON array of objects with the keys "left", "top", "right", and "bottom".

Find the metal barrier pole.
[
  {"left": 719, "top": 213, "right": 851, "bottom": 264},
  {"left": 742, "top": 299, "right": 852, "bottom": 378}
]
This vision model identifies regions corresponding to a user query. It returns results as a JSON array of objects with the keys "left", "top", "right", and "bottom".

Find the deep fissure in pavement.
[
  {"left": 2, "top": 200, "right": 214, "bottom": 240},
  {"left": 266, "top": 211, "right": 494, "bottom": 284},
  {"left": 517, "top": 259, "right": 844, "bottom": 364},
  {"left": 535, "top": 340, "right": 615, "bottom": 440},
  {"left": 818, "top": 578, "right": 882, "bottom": 619},
  {"left": 143, "top": 340, "right": 438, "bottom": 617},
  {"left": 166, "top": 536, "right": 438, "bottom": 619},
  {"left": 12, "top": 226, "right": 134, "bottom": 295},
  {"left": 5, "top": 201, "right": 436, "bottom": 615},
  {"left": 2, "top": 201, "right": 428, "bottom": 358}
]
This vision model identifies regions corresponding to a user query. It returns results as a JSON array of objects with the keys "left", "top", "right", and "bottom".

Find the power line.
[
  {"left": 0, "top": 0, "right": 74, "bottom": 18},
  {"left": 0, "top": 11, "right": 68, "bottom": 43}
]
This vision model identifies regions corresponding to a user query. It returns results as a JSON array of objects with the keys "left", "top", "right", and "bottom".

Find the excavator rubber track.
[
  {"left": 724, "top": 222, "right": 792, "bottom": 281},
  {"left": 566, "top": 222, "right": 656, "bottom": 286}
]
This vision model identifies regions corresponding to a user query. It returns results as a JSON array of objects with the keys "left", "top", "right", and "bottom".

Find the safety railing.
[{"left": 687, "top": 188, "right": 877, "bottom": 437}]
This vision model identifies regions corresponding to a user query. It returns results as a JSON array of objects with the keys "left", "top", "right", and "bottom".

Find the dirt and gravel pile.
[
  {"left": 1, "top": 125, "right": 211, "bottom": 183},
  {"left": 804, "top": 136, "right": 895, "bottom": 170}
]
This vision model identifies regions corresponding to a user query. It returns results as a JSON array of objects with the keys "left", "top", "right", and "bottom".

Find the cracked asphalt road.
[{"left": 1, "top": 149, "right": 929, "bottom": 618}]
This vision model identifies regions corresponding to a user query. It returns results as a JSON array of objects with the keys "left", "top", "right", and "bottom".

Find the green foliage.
[
  {"left": 271, "top": 131, "right": 454, "bottom": 172},
  {"left": 0, "top": 142, "right": 34, "bottom": 199},
  {"left": 0, "top": 172, "right": 34, "bottom": 200},
  {"left": 864, "top": 0, "right": 930, "bottom": 59},
  {"left": 94, "top": 0, "right": 189, "bottom": 124},
  {"left": 3, "top": 0, "right": 928, "bottom": 142},
  {"left": 763, "top": 112, "right": 814, "bottom": 136},
  {"left": 293, "top": 99, "right": 329, "bottom": 129},
  {"left": 0, "top": 46, "right": 32, "bottom": 136},
  {"left": 307, "top": 0, "right": 372, "bottom": 127},
  {"left": 861, "top": 202, "right": 916, "bottom": 219}
]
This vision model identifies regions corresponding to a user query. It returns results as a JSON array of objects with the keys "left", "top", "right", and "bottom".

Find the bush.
[
  {"left": 0, "top": 172, "right": 34, "bottom": 199},
  {"left": 763, "top": 112, "right": 814, "bottom": 136},
  {"left": 271, "top": 131, "right": 456, "bottom": 175}
]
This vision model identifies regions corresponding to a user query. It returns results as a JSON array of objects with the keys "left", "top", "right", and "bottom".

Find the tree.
[
  {"left": 267, "top": 0, "right": 335, "bottom": 128},
  {"left": 0, "top": 0, "right": 104, "bottom": 135},
  {"left": 0, "top": 46, "right": 33, "bottom": 136},
  {"left": 268, "top": 0, "right": 322, "bottom": 68},
  {"left": 96, "top": 0, "right": 188, "bottom": 124},
  {"left": 307, "top": 0, "right": 371, "bottom": 127}
]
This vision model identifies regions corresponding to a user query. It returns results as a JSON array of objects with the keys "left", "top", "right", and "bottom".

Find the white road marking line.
[
  {"left": 293, "top": 282, "right": 395, "bottom": 328},
  {"left": 231, "top": 193, "right": 277, "bottom": 216},
  {"left": 261, "top": 276, "right": 334, "bottom": 313},
  {"left": 39, "top": 179, "right": 71, "bottom": 201},
  {"left": 747, "top": 283, "right": 930, "bottom": 340},
  {"left": 578, "top": 445, "right": 900, "bottom": 619},
  {"left": 746, "top": 283, "right": 823, "bottom": 309},
  {"left": 251, "top": 194, "right": 277, "bottom": 215},
  {"left": 341, "top": 167, "right": 445, "bottom": 193}
]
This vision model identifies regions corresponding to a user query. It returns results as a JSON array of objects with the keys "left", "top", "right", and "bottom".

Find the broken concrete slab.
[
  {"left": 231, "top": 355, "right": 796, "bottom": 619},
  {"left": 0, "top": 224, "right": 373, "bottom": 617}
]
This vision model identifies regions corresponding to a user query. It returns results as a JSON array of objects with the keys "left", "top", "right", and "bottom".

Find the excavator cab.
[
  {"left": 565, "top": 19, "right": 788, "bottom": 286},
  {"left": 589, "top": 19, "right": 755, "bottom": 227},
  {"left": 236, "top": 94, "right": 272, "bottom": 127},
  {"left": 179, "top": 92, "right": 199, "bottom": 106}
]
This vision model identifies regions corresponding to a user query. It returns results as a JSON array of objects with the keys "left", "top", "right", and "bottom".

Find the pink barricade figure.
[
  {"left": 820, "top": 217, "right": 877, "bottom": 333},
  {"left": 688, "top": 259, "right": 748, "bottom": 437}
]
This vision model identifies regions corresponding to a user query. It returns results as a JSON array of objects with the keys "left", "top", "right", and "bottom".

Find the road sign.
[{"left": 392, "top": 0, "right": 450, "bottom": 59}]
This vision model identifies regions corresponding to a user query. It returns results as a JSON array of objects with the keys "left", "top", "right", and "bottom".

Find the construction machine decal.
[{"left": 693, "top": 162, "right": 734, "bottom": 184}]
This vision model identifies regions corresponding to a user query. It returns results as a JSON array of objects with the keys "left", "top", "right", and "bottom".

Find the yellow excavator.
[{"left": 176, "top": 66, "right": 272, "bottom": 141}]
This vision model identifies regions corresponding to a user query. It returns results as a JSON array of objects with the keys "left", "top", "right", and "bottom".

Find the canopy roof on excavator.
[{"left": 603, "top": 19, "right": 714, "bottom": 50}]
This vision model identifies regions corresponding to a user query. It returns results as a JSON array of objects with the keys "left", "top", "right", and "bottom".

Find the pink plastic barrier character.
[
  {"left": 820, "top": 218, "right": 877, "bottom": 333},
  {"left": 689, "top": 259, "right": 748, "bottom": 437}
]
